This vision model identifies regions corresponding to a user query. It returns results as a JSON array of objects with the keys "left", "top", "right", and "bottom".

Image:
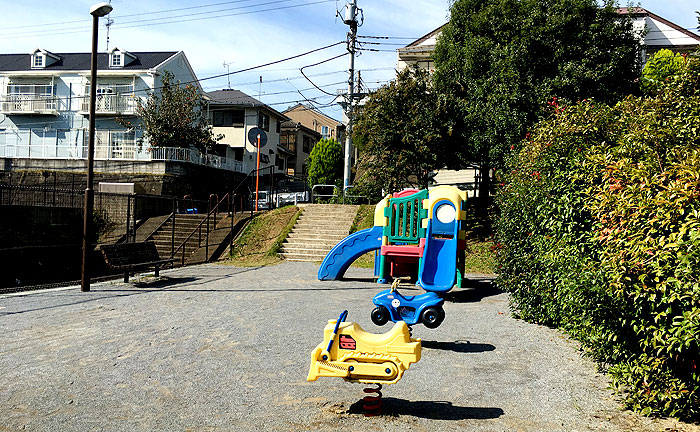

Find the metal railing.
[
  {"left": 311, "top": 184, "right": 338, "bottom": 203},
  {"left": 167, "top": 193, "right": 233, "bottom": 265},
  {"left": 0, "top": 94, "right": 58, "bottom": 113},
  {"left": 80, "top": 93, "right": 136, "bottom": 114},
  {"left": 0, "top": 142, "right": 247, "bottom": 173}
]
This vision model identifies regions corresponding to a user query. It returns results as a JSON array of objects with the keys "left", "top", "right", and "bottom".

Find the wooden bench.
[{"left": 100, "top": 241, "right": 176, "bottom": 283}]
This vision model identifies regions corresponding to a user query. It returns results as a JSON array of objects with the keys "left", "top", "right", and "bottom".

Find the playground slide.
[
  {"left": 418, "top": 220, "right": 457, "bottom": 292},
  {"left": 318, "top": 226, "right": 383, "bottom": 280}
]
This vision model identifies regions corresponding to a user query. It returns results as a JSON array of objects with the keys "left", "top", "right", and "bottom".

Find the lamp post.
[{"left": 81, "top": 2, "right": 113, "bottom": 292}]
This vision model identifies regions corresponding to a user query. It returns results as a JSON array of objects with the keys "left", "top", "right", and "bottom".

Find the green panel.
[{"left": 382, "top": 190, "right": 428, "bottom": 244}]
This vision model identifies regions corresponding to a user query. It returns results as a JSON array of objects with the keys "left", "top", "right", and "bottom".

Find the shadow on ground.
[
  {"left": 349, "top": 398, "right": 504, "bottom": 420},
  {"left": 445, "top": 279, "right": 503, "bottom": 303},
  {"left": 422, "top": 340, "right": 496, "bottom": 353}
]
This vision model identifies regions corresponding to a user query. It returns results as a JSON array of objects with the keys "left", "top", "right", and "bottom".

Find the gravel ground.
[{"left": 0, "top": 262, "right": 698, "bottom": 432}]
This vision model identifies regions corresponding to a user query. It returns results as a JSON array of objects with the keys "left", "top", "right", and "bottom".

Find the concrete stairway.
[
  {"left": 148, "top": 214, "right": 208, "bottom": 261},
  {"left": 281, "top": 204, "right": 359, "bottom": 262}
]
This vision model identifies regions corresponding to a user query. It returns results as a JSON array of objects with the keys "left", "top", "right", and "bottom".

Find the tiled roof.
[
  {"left": 207, "top": 89, "right": 289, "bottom": 120},
  {"left": 207, "top": 89, "right": 263, "bottom": 107},
  {"left": 0, "top": 51, "right": 179, "bottom": 71}
]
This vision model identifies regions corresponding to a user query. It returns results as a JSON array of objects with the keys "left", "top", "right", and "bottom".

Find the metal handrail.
[
  {"left": 311, "top": 184, "right": 337, "bottom": 203},
  {"left": 169, "top": 193, "right": 231, "bottom": 265}
]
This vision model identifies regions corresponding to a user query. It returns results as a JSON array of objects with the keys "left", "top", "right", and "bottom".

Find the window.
[
  {"left": 277, "top": 155, "right": 285, "bottom": 171},
  {"left": 33, "top": 54, "right": 43, "bottom": 68},
  {"left": 276, "top": 119, "right": 281, "bottom": 134},
  {"left": 213, "top": 110, "right": 244, "bottom": 127},
  {"left": 321, "top": 125, "right": 329, "bottom": 139},
  {"left": 260, "top": 154, "right": 270, "bottom": 164},
  {"left": 303, "top": 136, "right": 313, "bottom": 153},
  {"left": 233, "top": 148, "right": 244, "bottom": 161},
  {"left": 111, "top": 54, "right": 122, "bottom": 67},
  {"left": 258, "top": 112, "right": 270, "bottom": 131}
]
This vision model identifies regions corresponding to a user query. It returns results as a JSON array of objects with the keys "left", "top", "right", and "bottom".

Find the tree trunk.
[{"left": 478, "top": 164, "right": 491, "bottom": 210}]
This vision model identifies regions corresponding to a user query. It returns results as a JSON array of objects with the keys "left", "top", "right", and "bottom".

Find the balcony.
[
  {"left": 0, "top": 84, "right": 58, "bottom": 114},
  {"left": 0, "top": 128, "right": 247, "bottom": 173},
  {"left": 80, "top": 92, "right": 137, "bottom": 115}
]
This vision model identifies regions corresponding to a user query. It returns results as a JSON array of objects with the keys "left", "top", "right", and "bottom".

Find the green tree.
[
  {"left": 353, "top": 66, "right": 447, "bottom": 195},
  {"left": 306, "top": 137, "right": 343, "bottom": 187},
  {"left": 118, "top": 71, "right": 221, "bottom": 152},
  {"left": 641, "top": 49, "right": 687, "bottom": 94},
  {"left": 433, "top": 0, "right": 641, "bottom": 202}
]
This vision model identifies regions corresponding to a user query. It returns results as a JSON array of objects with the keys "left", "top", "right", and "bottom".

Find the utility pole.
[{"left": 341, "top": 0, "right": 361, "bottom": 195}]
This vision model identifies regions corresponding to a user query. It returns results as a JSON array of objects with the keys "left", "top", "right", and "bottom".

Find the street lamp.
[{"left": 81, "top": 2, "right": 113, "bottom": 292}]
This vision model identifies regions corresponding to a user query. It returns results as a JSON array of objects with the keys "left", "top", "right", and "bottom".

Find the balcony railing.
[
  {"left": 149, "top": 147, "right": 246, "bottom": 172},
  {"left": 80, "top": 93, "right": 137, "bottom": 115},
  {"left": 0, "top": 141, "right": 247, "bottom": 173},
  {"left": 0, "top": 93, "right": 58, "bottom": 114}
]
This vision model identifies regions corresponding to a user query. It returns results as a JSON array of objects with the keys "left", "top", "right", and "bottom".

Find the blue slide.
[
  {"left": 318, "top": 226, "right": 383, "bottom": 280},
  {"left": 418, "top": 202, "right": 459, "bottom": 293}
]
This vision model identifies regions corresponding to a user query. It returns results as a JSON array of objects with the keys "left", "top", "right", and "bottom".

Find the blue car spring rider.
[{"left": 371, "top": 279, "right": 446, "bottom": 328}]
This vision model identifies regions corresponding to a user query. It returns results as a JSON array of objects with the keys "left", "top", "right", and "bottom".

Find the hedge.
[{"left": 494, "top": 57, "right": 700, "bottom": 420}]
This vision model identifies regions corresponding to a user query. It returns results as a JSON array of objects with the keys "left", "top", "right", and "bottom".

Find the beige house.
[
  {"left": 282, "top": 104, "right": 344, "bottom": 143},
  {"left": 279, "top": 120, "right": 321, "bottom": 177},
  {"left": 207, "top": 89, "right": 289, "bottom": 175}
]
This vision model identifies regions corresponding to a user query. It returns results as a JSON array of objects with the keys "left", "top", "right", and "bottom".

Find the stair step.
[{"left": 281, "top": 253, "right": 327, "bottom": 261}]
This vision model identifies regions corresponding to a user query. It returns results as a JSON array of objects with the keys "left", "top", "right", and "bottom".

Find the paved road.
[{"left": 0, "top": 262, "right": 696, "bottom": 432}]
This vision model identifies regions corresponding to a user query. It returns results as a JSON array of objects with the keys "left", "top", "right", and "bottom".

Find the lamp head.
[{"left": 90, "top": 2, "right": 113, "bottom": 17}]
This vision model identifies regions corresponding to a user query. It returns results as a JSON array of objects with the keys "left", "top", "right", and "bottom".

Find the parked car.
[
  {"left": 274, "top": 191, "right": 309, "bottom": 206},
  {"left": 250, "top": 191, "right": 271, "bottom": 210}
]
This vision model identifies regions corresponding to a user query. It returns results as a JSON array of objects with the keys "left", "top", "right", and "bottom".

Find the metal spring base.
[{"left": 362, "top": 384, "right": 383, "bottom": 416}]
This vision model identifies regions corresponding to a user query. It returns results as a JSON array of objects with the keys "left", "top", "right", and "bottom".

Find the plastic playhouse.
[
  {"left": 317, "top": 186, "right": 468, "bottom": 328},
  {"left": 318, "top": 186, "right": 468, "bottom": 287}
]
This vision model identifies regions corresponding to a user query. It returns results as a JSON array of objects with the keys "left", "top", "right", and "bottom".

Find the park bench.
[{"left": 100, "top": 241, "right": 176, "bottom": 283}]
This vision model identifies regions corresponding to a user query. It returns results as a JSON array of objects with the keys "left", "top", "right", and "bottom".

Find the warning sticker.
[{"left": 339, "top": 335, "right": 356, "bottom": 350}]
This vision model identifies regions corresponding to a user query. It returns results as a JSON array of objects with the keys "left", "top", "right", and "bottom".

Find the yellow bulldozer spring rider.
[{"left": 307, "top": 310, "right": 422, "bottom": 415}]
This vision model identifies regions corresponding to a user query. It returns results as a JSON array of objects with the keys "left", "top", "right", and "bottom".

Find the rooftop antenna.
[
  {"left": 259, "top": 75, "right": 263, "bottom": 100},
  {"left": 223, "top": 61, "right": 234, "bottom": 89},
  {"left": 105, "top": 0, "right": 114, "bottom": 51}
]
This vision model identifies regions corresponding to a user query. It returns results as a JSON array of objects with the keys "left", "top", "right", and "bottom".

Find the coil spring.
[
  {"left": 362, "top": 383, "right": 383, "bottom": 416},
  {"left": 407, "top": 325, "right": 413, "bottom": 337}
]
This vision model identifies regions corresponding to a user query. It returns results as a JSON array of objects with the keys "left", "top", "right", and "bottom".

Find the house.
[
  {"left": 396, "top": 25, "right": 445, "bottom": 73},
  {"left": 279, "top": 120, "right": 321, "bottom": 177},
  {"left": 619, "top": 7, "right": 700, "bottom": 60},
  {"left": 283, "top": 103, "right": 345, "bottom": 144},
  {"left": 206, "top": 89, "right": 290, "bottom": 177},
  {"left": 0, "top": 48, "right": 245, "bottom": 195},
  {"left": 397, "top": 9, "right": 700, "bottom": 73}
]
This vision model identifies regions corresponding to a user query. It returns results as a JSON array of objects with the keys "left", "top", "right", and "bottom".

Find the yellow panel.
[{"left": 373, "top": 195, "right": 390, "bottom": 227}]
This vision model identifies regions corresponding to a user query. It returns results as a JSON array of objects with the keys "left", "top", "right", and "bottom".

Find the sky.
[{"left": 1, "top": 0, "right": 698, "bottom": 121}]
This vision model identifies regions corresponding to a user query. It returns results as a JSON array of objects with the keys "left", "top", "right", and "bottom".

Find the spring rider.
[
  {"left": 371, "top": 186, "right": 468, "bottom": 328},
  {"left": 307, "top": 310, "right": 421, "bottom": 415}
]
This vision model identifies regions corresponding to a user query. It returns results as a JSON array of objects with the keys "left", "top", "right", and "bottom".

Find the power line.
[
  {"left": 0, "top": 0, "right": 297, "bottom": 37},
  {"left": 0, "top": 0, "right": 336, "bottom": 40},
  {"left": 299, "top": 53, "right": 350, "bottom": 96},
  {"left": 0, "top": 0, "right": 262, "bottom": 31},
  {"left": 0, "top": 42, "right": 346, "bottom": 106}
]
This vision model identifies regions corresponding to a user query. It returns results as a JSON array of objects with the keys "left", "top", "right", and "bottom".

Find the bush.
[{"left": 495, "top": 58, "right": 700, "bottom": 420}]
